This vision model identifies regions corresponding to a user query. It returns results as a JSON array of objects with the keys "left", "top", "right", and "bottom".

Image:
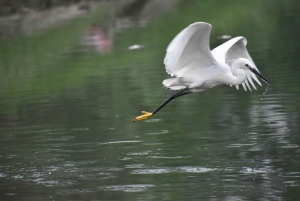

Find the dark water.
[{"left": 1, "top": 1, "right": 300, "bottom": 200}]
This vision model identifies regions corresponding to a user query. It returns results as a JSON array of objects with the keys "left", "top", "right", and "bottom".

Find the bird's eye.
[{"left": 245, "top": 64, "right": 249, "bottom": 67}]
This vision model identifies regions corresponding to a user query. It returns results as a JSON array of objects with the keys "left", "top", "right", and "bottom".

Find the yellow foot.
[{"left": 132, "top": 111, "right": 153, "bottom": 122}]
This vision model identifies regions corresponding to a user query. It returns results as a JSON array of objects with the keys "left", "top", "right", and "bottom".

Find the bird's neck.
[{"left": 227, "top": 64, "right": 247, "bottom": 85}]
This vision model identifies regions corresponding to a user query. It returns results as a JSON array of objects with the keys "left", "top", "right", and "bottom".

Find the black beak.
[{"left": 249, "top": 67, "right": 269, "bottom": 84}]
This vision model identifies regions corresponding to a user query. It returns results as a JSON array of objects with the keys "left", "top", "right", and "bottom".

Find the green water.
[{"left": 1, "top": 0, "right": 300, "bottom": 200}]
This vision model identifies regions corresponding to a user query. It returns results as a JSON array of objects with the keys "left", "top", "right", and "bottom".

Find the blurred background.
[{"left": 0, "top": 0, "right": 299, "bottom": 200}]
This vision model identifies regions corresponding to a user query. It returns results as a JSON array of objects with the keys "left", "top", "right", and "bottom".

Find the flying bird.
[{"left": 132, "top": 22, "right": 269, "bottom": 122}]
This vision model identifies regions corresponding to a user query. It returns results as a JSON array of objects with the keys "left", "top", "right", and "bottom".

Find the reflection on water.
[
  {"left": 81, "top": 24, "right": 112, "bottom": 54},
  {"left": 1, "top": 0, "right": 300, "bottom": 201}
]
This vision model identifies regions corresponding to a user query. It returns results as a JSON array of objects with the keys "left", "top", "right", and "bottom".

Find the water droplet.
[{"left": 263, "top": 84, "right": 270, "bottom": 95}]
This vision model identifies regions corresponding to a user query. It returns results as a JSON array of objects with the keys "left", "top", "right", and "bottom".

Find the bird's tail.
[{"left": 162, "top": 78, "right": 187, "bottom": 90}]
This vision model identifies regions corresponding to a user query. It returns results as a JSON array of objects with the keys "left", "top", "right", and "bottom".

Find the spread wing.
[
  {"left": 211, "top": 37, "right": 262, "bottom": 91},
  {"left": 164, "top": 22, "right": 217, "bottom": 77}
]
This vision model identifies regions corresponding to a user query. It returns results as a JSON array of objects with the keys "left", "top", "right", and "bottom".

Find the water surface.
[{"left": 0, "top": 0, "right": 300, "bottom": 200}]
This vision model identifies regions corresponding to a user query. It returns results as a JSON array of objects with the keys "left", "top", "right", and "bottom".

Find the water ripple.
[
  {"left": 99, "top": 140, "right": 142, "bottom": 145},
  {"left": 146, "top": 130, "right": 169, "bottom": 135},
  {"left": 147, "top": 155, "right": 191, "bottom": 159},
  {"left": 240, "top": 167, "right": 274, "bottom": 174},
  {"left": 145, "top": 119, "right": 162, "bottom": 122},
  {"left": 280, "top": 144, "right": 299, "bottom": 148},
  {"left": 126, "top": 151, "right": 151, "bottom": 156},
  {"left": 99, "top": 184, "right": 155, "bottom": 192},
  {"left": 131, "top": 166, "right": 216, "bottom": 174}
]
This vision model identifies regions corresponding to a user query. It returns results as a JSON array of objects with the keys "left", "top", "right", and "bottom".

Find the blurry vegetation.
[
  {"left": 0, "top": 0, "right": 299, "bottom": 124},
  {"left": 0, "top": 1, "right": 113, "bottom": 115},
  {"left": 117, "top": 0, "right": 149, "bottom": 17},
  {"left": 0, "top": 0, "right": 85, "bottom": 16}
]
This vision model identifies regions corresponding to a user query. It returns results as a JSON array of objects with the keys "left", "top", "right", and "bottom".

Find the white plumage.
[
  {"left": 132, "top": 22, "right": 269, "bottom": 122},
  {"left": 162, "top": 22, "right": 267, "bottom": 92}
]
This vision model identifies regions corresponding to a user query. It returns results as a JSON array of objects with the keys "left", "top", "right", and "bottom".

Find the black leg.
[{"left": 152, "top": 88, "right": 191, "bottom": 115}]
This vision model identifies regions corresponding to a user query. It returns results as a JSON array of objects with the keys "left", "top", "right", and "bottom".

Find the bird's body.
[
  {"left": 162, "top": 61, "right": 239, "bottom": 92},
  {"left": 132, "top": 22, "right": 269, "bottom": 122}
]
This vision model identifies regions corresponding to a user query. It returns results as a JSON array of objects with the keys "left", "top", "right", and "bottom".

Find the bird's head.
[{"left": 235, "top": 58, "right": 269, "bottom": 84}]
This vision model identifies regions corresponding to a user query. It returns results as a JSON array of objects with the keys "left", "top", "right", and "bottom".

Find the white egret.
[{"left": 132, "top": 22, "right": 269, "bottom": 122}]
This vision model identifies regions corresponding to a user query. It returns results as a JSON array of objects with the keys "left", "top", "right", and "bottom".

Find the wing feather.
[
  {"left": 211, "top": 37, "right": 262, "bottom": 91},
  {"left": 242, "top": 82, "right": 247, "bottom": 91},
  {"left": 244, "top": 79, "right": 252, "bottom": 91},
  {"left": 247, "top": 73, "right": 257, "bottom": 90},
  {"left": 164, "top": 22, "right": 217, "bottom": 77}
]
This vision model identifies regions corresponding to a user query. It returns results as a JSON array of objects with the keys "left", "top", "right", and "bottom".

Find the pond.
[{"left": 0, "top": 0, "right": 300, "bottom": 200}]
